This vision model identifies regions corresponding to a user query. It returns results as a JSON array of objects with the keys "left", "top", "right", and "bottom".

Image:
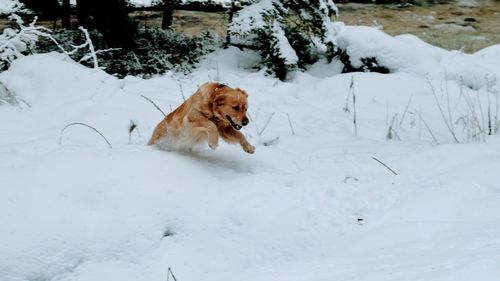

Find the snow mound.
[
  {"left": 333, "top": 23, "right": 500, "bottom": 89},
  {"left": 474, "top": 44, "right": 500, "bottom": 61},
  {"left": 0, "top": 52, "right": 114, "bottom": 107},
  {"left": 334, "top": 24, "right": 446, "bottom": 75}
]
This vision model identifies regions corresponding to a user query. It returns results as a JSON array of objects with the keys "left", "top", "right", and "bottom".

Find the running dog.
[{"left": 148, "top": 82, "right": 255, "bottom": 154}]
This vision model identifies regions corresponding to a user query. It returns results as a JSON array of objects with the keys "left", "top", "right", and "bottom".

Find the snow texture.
[
  {"left": 1, "top": 22, "right": 500, "bottom": 281},
  {"left": 271, "top": 20, "right": 298, "bottom": 65},
  {"left": 0, "top": 0, "right": 23, "bottom": 15},
  {"left": 229, "top": 0, "right": 276, "bottom": 36}
]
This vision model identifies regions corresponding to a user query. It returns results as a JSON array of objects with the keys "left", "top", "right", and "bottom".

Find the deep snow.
[{"left": 1, "top": 28, "right": 500, "bottom": 281}]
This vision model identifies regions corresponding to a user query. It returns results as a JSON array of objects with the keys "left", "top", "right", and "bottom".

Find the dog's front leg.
[
  {"left": 187, "top": 111, "right": 219, "bottom": 150},
  {"left": 205, "top": 122, "right": 219, "bottom": 150},
  {"left": 232, "top": 131, "right": 255, "bottom": 154}
]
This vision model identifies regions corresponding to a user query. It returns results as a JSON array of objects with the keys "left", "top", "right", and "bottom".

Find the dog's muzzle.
[{"left": 226, "top": 115, "right": 242, "bottom": 130}]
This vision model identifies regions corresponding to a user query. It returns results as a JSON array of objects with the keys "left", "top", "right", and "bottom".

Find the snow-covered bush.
[
  {"left": 34, "top": 28, "right": 221, "bottom": 78},
  {"left": 0, "top": 14, "right": 53, "bottom": 71},
  {"left": 103, "top": 29, "right": 220, "bottom": 77},
  {"left": 229, "top": 0, "right": 338, "bottom": 80},
  {"left": 0, "top": 0, "right": 25, "bottom": 15}
]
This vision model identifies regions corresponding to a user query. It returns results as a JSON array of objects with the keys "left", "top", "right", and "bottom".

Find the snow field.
[{"left": 1, "top": 27, "right": 500, "bottom": 281}]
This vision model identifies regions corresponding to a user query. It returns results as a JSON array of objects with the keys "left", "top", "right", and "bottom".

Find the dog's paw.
[
  {"left": 209, "top": 141, "right": 219, "bottom": 150},
  {"left": 243, "top": 144, "right": 255, "bottom": 154}
]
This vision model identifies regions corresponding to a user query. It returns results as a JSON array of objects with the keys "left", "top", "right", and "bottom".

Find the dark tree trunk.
[
  {"left": 161, "top": 0, "right": 174, "bottom": 29},
  {"left": 75, "top": 0, "right": 136, "bottom": 47},
  {"left": 224, "top": 1, "right": 236, "bottom": 48},
  {"left": 76, "top": 0, "right": 91, "bottom": 27},
  {"left": 61, "top": 0, "right": 71, "bottom": 29},
  {"left": 23, "top": 0, "right": 59, "bottom": 27}
]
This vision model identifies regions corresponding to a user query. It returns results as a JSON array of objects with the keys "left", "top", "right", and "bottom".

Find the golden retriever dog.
[{"left": 148, "top": 82, "right": 255, "bottom": 154}]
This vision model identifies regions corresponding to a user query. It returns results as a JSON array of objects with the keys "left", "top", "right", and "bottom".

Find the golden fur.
[{"left": 148, "top": 82, "right": 255, "bottom": 154}]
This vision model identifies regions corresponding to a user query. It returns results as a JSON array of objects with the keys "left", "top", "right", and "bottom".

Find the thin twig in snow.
[
  {"left": 443, "top": 75, "right": 456, "bottom": 135},
  {"left": 59, "top": 122, "right": 112, "bottom": 148},
  {"left": 167, "top": 267, "right": 178, "bottom": 281},
  {"left": 371, "top": 156, "right": 398, "bottom": 175},
  {"left": 458, "top": 78, "right": 484, "bottom": 141},
  {"left": 350, "top": 76, "right": 358, "bottom": 136},
  {"left": 178, "top": 80, "right": 186, "bottom": 101},
  {"left": 387, "top": 114, "right": 401, "bottom": 141},
  {"left": 286, "top": 112, "right": 295, "bottom": 135},
  {"left": 426, "top": 77, "right": 459, "bottom": 143},
  {"left": 128, "top": 120, "right": 137, "bottom": 144},
  {"left": 258, "top": 112, "right": 275, "bottom": 136},
  {"left": 416, "top": 110, "right": 439, "bottom": 145},
  {"left": 399, "top": 93, "right": 413, "bottom": 127},
  {"left": 141, "top": 94, "right": 166, "bottom": 117},
  {"left": 494, "top": 79, "right": 500, "bottom": 133},
  {"left": 487, "top": 85, "right": 492, "bottom": 135}
]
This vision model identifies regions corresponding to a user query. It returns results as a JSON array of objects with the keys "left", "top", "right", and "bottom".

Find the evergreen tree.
[
  {"left": 75, "top": 0, "right": 136, "bottom": 47},
  {"left": 21, "top": 0, "right": 60, "bottom": 22},
  {"left": 229, "top": 0, "right": 338, "bottom": 80}
]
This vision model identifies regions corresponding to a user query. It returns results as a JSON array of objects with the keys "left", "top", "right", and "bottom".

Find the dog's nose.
[{"left": 242, "top": 117, "right": 249, "bottom": 126}]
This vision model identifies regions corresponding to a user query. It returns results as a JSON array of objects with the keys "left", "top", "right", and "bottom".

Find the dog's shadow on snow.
[{"left": 176, "top": 150, "right": 256, "bottom": 174}]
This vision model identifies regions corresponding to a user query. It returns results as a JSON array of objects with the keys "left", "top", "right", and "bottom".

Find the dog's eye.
[{"left": 233, "top": 105, "right": 240, "bottom": 111}]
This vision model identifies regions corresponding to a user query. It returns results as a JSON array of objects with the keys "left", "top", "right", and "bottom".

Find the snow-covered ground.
[{"left": 1, "top": 25, "right": 500, "bottom": 281}]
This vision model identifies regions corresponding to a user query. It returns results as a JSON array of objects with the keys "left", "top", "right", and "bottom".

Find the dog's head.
[{"left": 210, "top": 84, "right": 249, "bottom": 130}]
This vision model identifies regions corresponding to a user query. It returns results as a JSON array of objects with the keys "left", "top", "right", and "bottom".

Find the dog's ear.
[
  {"left": 236, "top": 88, "right": 248, "bottom": 97},
  {"left": 213, "top": 94, "right": 226, "bottom": 106},
  {"left": 210, "top": 89, "right": 226, "bottom": 106}
]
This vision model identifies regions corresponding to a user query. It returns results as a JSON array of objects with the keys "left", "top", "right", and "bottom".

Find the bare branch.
[
  {"left": 286, "top": 112, "right": 295, "bottom": 135},
  {"left": 371, "top": 156, "right": 398, "bottom": 175},
  {"left": 399, "top": 93, "right": 413, "bottom": 127},
  {"left": 426, "top": 77, "right": 459, "bottom": 143},
  {"left": 167, "top": 267, "right": 178, "bottom": 281},
  {"left": 59, "top": 122, "right": 112, "bottom": 149},
  {"left": 141, "top": 94, "right": 167, "bottom": 117},
  {"left": 177, "top": 80, "right": 186, "bottom": 101},
  {"left": 258, "top": 112, "right": 275, "bottom": 136},
  {"left": 416, "top": 110, "right": 439, "bottom": 145}
]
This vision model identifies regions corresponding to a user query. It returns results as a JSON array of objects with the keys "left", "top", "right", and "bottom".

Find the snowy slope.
[{"left": 1, "top": 33, "right": 500, "bottom": 281}]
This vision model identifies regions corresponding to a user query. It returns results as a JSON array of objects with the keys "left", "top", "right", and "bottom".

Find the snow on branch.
[
  {"left": 72, "top": 26, "right": 121, "bottom": 69},
  {"left": 0, "top": 14, "right": 55, "bottom": 70},
  {"left": 0, "top": 0, "right": 26, "bottom": 15},
  {"left": 0, "top": 15, "right": 119, "bottom": 71}
]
